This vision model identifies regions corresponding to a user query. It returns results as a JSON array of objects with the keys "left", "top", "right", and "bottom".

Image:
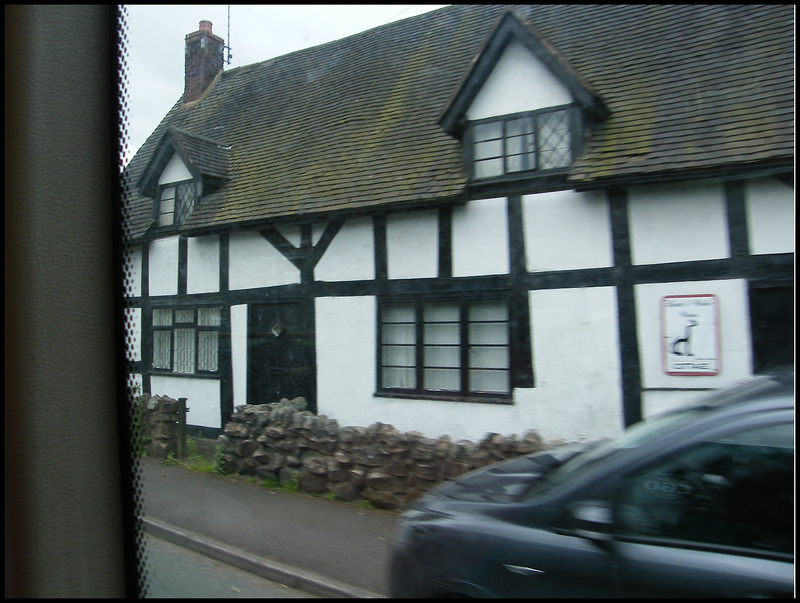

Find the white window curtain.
[
  {"left": 152, "top": 331, "right": 171, "bottom": 369},
  {"left": 152, "top": 308, "right": 172, "bottom": 369},
  {"left": 468, "top": 300, "right": 510, "bottom": 393},
  {"left": 382, "top": 303, "right": 416, "bottom": 388},
  {"left": 152, "top": 306, "right": 221, "bottom": 374},
  {"left": 423, "top": 302, "right": 461, "bottom": 391},
  {"left": 380, "top": 299, "right": 511, "bottom": 395},
  {"left": 173, "top": 328, "right": 196, "bottom": 373},
  {"left": 197, "top": 306, "right": 221, "bottom": 326},
  {"left": 197, "top": 331, "right": 218, "bottom": 371}
]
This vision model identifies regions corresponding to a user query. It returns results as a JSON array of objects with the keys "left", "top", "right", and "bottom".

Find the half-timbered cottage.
[{"left": 122, "top": 5, "right": 794, "bottom": 443}]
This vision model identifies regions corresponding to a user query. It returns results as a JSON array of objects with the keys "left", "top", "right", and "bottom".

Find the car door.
[
  {"left": 610, "top": 420, "right": 794, "bottom": 597},
  {"left": 491, "top": 524, "right": 619, "bottom": 597},
  {"left": 433, "top": 513, "right": 620, "bottom": 598}
]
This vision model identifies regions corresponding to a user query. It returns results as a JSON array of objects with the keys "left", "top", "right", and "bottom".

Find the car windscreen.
[{"left": 523, "top": 405, "right": 709, "bottom": 499}]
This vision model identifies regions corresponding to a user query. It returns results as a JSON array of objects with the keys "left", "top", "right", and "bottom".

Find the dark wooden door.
[
  {"left": 749, "top": 285, "right": 793, "bottom": 373},
  {"left": 247, "top": 301, "right": 316, "bottom": 412}
]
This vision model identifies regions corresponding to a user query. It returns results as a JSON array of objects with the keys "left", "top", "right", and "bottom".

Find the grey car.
[{"left": 388, "top": 372, "right": 794, "bottom": 598}]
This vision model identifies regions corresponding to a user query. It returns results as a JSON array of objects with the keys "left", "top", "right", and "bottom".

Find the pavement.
[{"left": 136, "top": 445, "right": 400, "bottom": 598}]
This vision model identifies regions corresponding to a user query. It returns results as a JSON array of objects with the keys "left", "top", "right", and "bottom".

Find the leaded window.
[
  {"left": 158, "top": 180, "right": 197, "bottom": 227},
  {"left": 151, "top": 306, "right": 221, "bottom": 374},
  {"left": 470, "top": 106, "right": 575, "bottom": 180}
]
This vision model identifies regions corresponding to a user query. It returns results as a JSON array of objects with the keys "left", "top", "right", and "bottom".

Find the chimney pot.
[{"left": 199, "top": 20, "right": 212, "bottom": 33}]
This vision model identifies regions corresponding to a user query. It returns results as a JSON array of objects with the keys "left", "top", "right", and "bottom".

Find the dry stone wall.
[
  {"left": 134, "top": 394, "right": 186, "bottom": 458},
  {"left": 218, "top": 397, "right": 546, "bottom": 510}
]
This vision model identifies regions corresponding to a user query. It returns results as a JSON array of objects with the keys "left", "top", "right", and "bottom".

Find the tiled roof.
[
  {"left": 122, "top": 4, "right": 794, "bottom": 239},
  {"left": 169, "top": 127, "right": 230, "bottom": 183}
]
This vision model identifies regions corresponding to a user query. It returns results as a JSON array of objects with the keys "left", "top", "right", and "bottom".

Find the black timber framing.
[
  {"left": 219, "top": 232, "right": 229, "bottom": 293},
  {"left": 258, "top": 220, "right": 345, "bottom": 284},
  {"left": 219, "top": 233, "right": 233, "bottom": 428},
  {"left": 132, "top": 176, "right": 793, "bottom": 434},
  {"left": 609, "top": 188, "right": 642, "bottom": 428},
  {"left": 438, "top": 206, "right": 453, "bottom": 278},
  {"left": 177, "top": 235, "right": 188, "bottom": 296},
  {"left": 507, "top": 196, "right": 534, "bottom": 388},
  {"left": 374, "top": 215, "right": 387, "bottom": 285}
]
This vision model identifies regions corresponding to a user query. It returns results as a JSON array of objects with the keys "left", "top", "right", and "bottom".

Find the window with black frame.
[
  {"left": 470, "top": 106, "right": 575, "bottom": 181},
  {"left": 152, "top": 306, "right": 221, "bottom": 374},
  {"left": 379, "top": 298, "right": 511, "bottom": 398}
]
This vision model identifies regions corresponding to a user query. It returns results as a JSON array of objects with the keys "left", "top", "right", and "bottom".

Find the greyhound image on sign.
[{"left": 661, "top": 294, "right": 720, "bottom": 375}]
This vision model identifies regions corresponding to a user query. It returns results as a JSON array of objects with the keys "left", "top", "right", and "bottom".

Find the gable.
[
  {"left": 158, "top": 153, "right": 193, "bottom": 185},
  {"left": 466, "top": 39, "right": 573, "bottom": 121},
  {"left": 439, "top": 9, "right": 606, "bottom": 138}
]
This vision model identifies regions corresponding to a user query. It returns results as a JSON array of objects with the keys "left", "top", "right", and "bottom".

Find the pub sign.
[{"left": 661, "top": 294, "right": 720, "bottom": 376}]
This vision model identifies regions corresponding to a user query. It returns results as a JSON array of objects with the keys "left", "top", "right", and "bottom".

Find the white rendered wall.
[
  {"left": 745, "top": 177, "right": 794, "bottom": 255},
  {"left": 230, "top": 304, "right": 248, "bottom": 408},
  {"left": 466, "top": 39, "right": 572, "bottom": 120},
  {"left": 314, "top": 217, "right": 375, "bottom": 282},
  {"left": 452, "top": 197, "right": 509, "bottom": 277},
  {"left": 150, "top": 375, "right": 221, "bottom": 428},
  {"left": 148, "top": 236, "right": 179, "bottom": 296},
  {"left": 187, "top": 235, "right": 220, "bottom": 294},
  {"left": 229, "top": 231, "right": 300, "bottom": 290},
  {"left": 123, "top": 244, "right": 142, "bottom": 297},
  {"left": 523, "top": 190, "right": 613, "bottom": 272},
  {"left": 628, "top": 181, "right": 729, "bottom": 265},
  {"left": 524, "top": 286, "right": 623, "bottom": 442},
  {"left": 315, "top": 288, "right": 624, "bottom": 444},
  {"left": 387, "top": 210, "right": 438, "bottom": 280},
  {"left": 158, "top": 153, "right": 192, "bottom": 184},
  {"left": 315, "top": 296, "right": 377, "bottom": 428},
  {"left": 636, "top": 278, "right": 752, "bottom": 419}
]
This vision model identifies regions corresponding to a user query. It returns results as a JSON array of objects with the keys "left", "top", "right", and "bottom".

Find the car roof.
[
  {"left": 677, "top": 372, "right": 794, "bottom": 415},
  {"left": 640, "top": 372, "right": 794, "bottom": 449}
]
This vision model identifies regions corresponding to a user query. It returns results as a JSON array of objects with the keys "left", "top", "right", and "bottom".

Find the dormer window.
[
  {"left": 468, "top": 105, "right": 577, "bottom": 181},
  {"left": 157, "top": 180, "right": 197, "bottom": 227},
  {"left": 137, "top": 127, "right": 230, "bottom": 234},
  {"left": 439, "top": 11, "right": 608, "bottom": 187}
]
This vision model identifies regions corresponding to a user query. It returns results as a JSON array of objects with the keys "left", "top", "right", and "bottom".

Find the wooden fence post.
[{"left": 177, "top": 398, "right": 188, "bottom": 458}]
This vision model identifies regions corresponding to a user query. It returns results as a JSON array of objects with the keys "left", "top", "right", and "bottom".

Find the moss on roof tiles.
[{"left": 123, "top": 4, "right": 793, "bottom": 239}]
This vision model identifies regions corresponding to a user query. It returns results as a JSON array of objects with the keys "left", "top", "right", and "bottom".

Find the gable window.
[
  {"left": 470, "top": 106, "right": 575, "bottom": 181},
  {"left": 158, "top": 180, "right": 197, "bottom": 227},
  {"left": 152, "top": 306, "right": 221, "bottom": 374},
  {"left": 379, "top": 298, "right": 511, "bottom": 399}
]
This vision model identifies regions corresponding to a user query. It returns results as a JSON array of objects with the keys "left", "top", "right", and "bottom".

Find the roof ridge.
[{"left": 220, "top": 4, "right": 454, "bottom": 76}]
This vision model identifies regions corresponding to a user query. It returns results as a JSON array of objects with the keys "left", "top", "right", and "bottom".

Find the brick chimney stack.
[{"left": 183, "top": 20, "right": 225, "bottom": 104}]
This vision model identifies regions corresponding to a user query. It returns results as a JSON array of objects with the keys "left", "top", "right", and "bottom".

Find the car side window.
[{"left": 614, "top": 422, "right": 793, "bottom": 557}]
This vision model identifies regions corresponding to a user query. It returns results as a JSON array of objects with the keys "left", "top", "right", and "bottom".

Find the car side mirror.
[{"left": 568, "top": 500, "right": 613, "bottom": 544}]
